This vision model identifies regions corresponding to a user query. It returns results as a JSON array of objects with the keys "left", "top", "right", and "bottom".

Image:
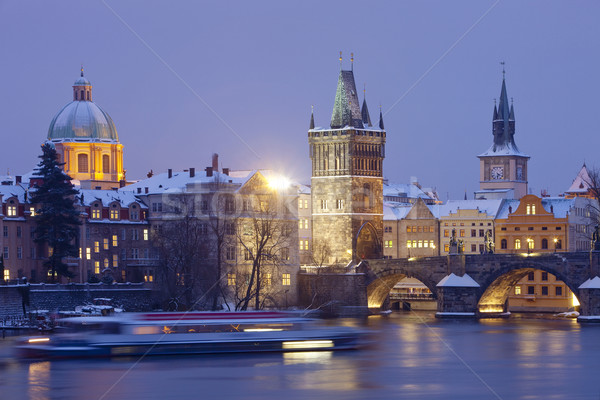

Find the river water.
[{"left": 1, "top": 312, "right": 599, "bottom": 400}]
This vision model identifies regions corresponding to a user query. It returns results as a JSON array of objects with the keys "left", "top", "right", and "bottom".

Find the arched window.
[
  {"left": 514, "top": 239, "right": 521, "bottom": 250},
  {"left": 86, "top": 91, "right": 90, "bottom": 101},
  {"left": 541, "top": 238, "right": 548, "bottom": 249},
  {"left": 102, "top": 155, "right": 110, "bottom": 174},
  {"left": 501, "top": 239, "right": 507, "bottom": 249},
  {"left": 80, "top": 90, "right": 84, "bottom": 100},
  {"left": 78, "top": 153, "right": 89, "bottom": 173}
]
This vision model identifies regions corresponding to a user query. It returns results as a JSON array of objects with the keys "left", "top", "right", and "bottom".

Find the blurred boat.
[{"left": 16, "top": 311, "right": 367, "bottom": 359}]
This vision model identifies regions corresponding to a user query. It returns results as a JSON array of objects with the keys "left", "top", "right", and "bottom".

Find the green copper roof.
[
  {"left": 330, "top": 70, "right": 364, "bottom": 129},
  {"left": 47, "top": 100, "right": 119, "bottom": 141}
]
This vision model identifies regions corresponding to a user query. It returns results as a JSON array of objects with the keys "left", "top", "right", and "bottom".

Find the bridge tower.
[
  {"left": 477, "top": 69, "right": 530, "bottom": 199},
  {"left": 308, "top": 55, "right": 386, "bottom": 264}
]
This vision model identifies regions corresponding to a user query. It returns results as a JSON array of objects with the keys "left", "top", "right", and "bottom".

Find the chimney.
[
  {"left": 212, "top": 153, "right": 219, "bottom": 172},
  {"left": 145, "top": 187, "right": 149, "bottom": 194},
  {"left": 222, "top": 168, "right": 230, "bottom": 176},
  {"left": 137, "top": 188, "right": 141, "bottom": 194},
  {"left": 168, "top": 169, "right": 173, "bottom": 178},
  {"left": 15, "top": 176, "right": 21, "bottom": 184},
  {"left": 205, "top": 167, "right": 213, "bottom": 177},
  {"left": 189, "top": 168, "right": 195, "bottom": 178},
  {"left": 119, "top": 180, "right": 126, "bottom": 188}
]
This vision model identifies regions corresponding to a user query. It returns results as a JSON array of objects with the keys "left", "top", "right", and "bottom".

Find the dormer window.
[
  {"left": 91, "top": 203, "right": 101, "bottom": 219},
  {"left": 526, "top": 204, "right": 536, "bottom": 215},
  {"left": 110, "top": 204, "right": 120, "bottom": 220},
  {"left": 7, "top": 200, "right": 17, "bottom": 217},
  {"left": 130, "top": 204, "right": 139, "bottom": 220}
]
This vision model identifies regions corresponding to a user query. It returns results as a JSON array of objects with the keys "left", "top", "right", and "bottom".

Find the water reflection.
[{"left": 28, "top": 361, "right": 50, "bottom": 400}]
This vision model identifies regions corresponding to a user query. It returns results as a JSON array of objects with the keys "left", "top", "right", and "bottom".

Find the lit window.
[
  {"left": 304, "top": 199, "right": 308, "bottom": 209},
  {"left": 444, "top": 230, "right": 449, "bottom": 237},
  {"left": 430, "top": 240, "right": 435, "bottom": 247},
  {"left": 112, "top": 235, "right": 118, "bottom": 247},
  {"left": 86, "top": 248, "right": 91, "bottom": 260},
  {"left": 91, "top": 208, "right": 101, "bottom": 219},
  {"left": 417, "top": 240, "right": 423, "bottom": 248},
  {"left": 102, "top": 238, "right": 108, "bottom": 250},
  {"left": 7, "top": 205, "right": 17, "bottom": 217},
  {"left": 459, "top": 229, "right": 465, "bottom": 237},
  {"left": 113, "top": 254, "right": 118, "bottom": 267},
  {"left": 265, "top": 273, "right": 272, "bottom": 286},
  {"left": 29, "top": 207, "right": 36, "bottom": 216},
  {"left": 94, "top": 261, "right": 100, "bottom": 274},
  {"left": 79, "top": 247, "right": 82, "bottom": 259},
  {"left": 515, "top": 239, "right": 521, "bottom": 250},
  {"left": 282, "top": 273, "right": 291, "bottom": 286},
  {"left": 227, "top": 273, "right": 236, "bottom": 286},
  {"left": 94, "top": 241, "right": 100, "bottom": 253},
  {"left": 145, "top": 271, "right": 154, "bottom": 282},
  {"left": 444, "top": 244, "right": 449, "bottom": 252},
  {"left": 423, "top": 241, "right": 429, "bottom": 248},
  {"left": 110, "top": 208, "right": 119, "bottom": 220},
  {"left": 515, "top": 286, "right": 521, "bottom": 295},
  {"left": 143, "top": 229, "right": 149, "bottom": 241},
  {"left": 406, "top": 241, "right": 412, "bottom": 248},
  {"left": 104, "top": 258, "right": 109, "bottom": 269},
  {"left": 3, "top": 270, "right": 9, "bottom": 280}
]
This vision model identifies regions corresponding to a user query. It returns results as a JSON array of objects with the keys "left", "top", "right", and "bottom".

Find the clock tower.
[{"left": 476, "top": 72, "right": 529, "bottom": 199}]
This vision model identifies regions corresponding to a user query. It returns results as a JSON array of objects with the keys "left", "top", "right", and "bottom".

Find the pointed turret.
[
  {"left": 330, "top": 69, "right": 364, "bottom": 129},
  {"left": 493, "top": 100, "right": 498, "bottom": 120},
  {"left": 361, "top": 97, "right": 372, "bottom": 127},
  {"left": 378, "top": 107, "right": 384, "bottom": 130},
  {"left": 309, "top": 106, "right": 315, "bottom": 130}
]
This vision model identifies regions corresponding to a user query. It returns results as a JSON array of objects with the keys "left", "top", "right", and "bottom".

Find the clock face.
[{"left": 491, "top": 166, "right": 504, "bottom": 180}]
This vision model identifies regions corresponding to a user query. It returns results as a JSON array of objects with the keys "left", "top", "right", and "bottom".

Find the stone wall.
[
  {"left": 297, "top": 272, "right": 368, "bottom": 315},
  {"left": 0, "top": 283, "right": 158, "bottom": 318}
]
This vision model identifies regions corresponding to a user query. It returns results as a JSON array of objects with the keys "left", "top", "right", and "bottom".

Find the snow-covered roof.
[
  {"left": 383, "top": 202, "right": 412, "bottom": 220},
  {"left": 123, "top": 170, "right": 253, "bottom": 195},
  {"left": 383, "top": 182, "right": 432, "bottom": 201},
  {"left": 78, "top": 189, "right": 147, "bottom": 208},
  {"left": 437, "top": 199, "right": 504, "bottom": 219},
  {"left": 297, "top": 184, "right": 311, "bottom": 195},
  {"left": 436, "top": 273, "right": 480, "bottom": 287},
  {"left": 579, "top": 277, "right": 600, "bottom": 289},
  {"left": 566, "top": 164, "right": 592, "bottom": 194},
  {"left": 478, "top": 143, "right": 529, "bottom": 158},
  {"left": 0, "top": 184, "right": 27, "bottom": 203}
]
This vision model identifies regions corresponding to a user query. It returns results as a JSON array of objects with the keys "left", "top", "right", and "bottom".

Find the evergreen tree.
[{"left": 29, "top": 143, "right": 81, "bottom": 282}]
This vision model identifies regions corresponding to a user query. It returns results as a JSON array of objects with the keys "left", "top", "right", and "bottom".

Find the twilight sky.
[{"left": 0, "top": 1, "right": 598, "bottom": 199}]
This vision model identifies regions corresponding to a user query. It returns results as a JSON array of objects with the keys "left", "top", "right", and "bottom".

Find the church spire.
[
  {"left": 491, "top": 67, "right": 518, "bottom": 152},
  {"left": 309, "top": 105, "right": 315, "bottom": 130}
]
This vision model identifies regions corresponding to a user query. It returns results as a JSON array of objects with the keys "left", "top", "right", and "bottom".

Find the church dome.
[{"left": 47, "top": 71, "right": 119, "bottom": 142}]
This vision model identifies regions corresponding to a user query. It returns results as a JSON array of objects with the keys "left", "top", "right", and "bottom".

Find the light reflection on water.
[{"left": 3, "top": 313, "right": 600, "bottom": 399}]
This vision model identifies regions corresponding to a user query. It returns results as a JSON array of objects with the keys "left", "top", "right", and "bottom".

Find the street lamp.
[
  {"left": 527, "top": 238, "right": 533, "bottom": 254},
  {"left": 553, "top": 237, "right": 558, "bottom": 253},
  {"left": 431, "top": 244, "right": 436, "bottom": 256}
]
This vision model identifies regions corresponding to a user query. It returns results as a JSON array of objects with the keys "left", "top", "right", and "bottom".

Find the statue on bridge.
[
  {"left": 484, "top": 230, "right": 494, "bottom": 254},
  {"left": 592, "top": 225, "right": 600, "bottom": 251},
  {"left": 449, "top": 229, "right": 463, "bottom": 254}
]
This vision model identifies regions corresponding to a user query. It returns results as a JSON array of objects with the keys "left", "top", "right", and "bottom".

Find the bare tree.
[
  {"left": 235, "top": 192, "right": 294, "bottom": 310},
  {"left": 153, "top": 193, "right": 213, "bottom": 310}
]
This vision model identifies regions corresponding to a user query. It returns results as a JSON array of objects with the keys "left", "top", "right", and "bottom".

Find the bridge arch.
[
  {"left": 366, "top": 265, "right": 438, "bottom": 309},
  {"left": 476, "top": 259, "right": 580, "bottom": 313}
]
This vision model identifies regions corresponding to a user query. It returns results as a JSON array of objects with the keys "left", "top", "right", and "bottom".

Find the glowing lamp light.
[
  {"left": 282, "top": 340, "right": 334, "bottom": 350},
  {"left": 267, "top": 176, "right": 291, "bottom": 191},
  {"left": 28, "top": 337, "right": 50, "bottom": 343}
]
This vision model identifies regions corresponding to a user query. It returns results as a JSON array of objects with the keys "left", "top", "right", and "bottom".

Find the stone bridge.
[{"left": 299, "top": 252, "right": 600, "bottom": 320}]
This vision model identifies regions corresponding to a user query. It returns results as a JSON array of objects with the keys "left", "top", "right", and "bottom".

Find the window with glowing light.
[
  {"left": 104, "top": 258, "right": 109, "bottom": 269},
  {"left": 514, "top": 239, "right": 521, "bottom": 249},
  {"left": 29, "top": 207, "right": 36, "bottom": 216},
  {"left": 86, "top": 248, "right": 91, "bottom": 260},
  {"left": 94, "top": 241, "right": 100, "bottom": 253},
  {"left": 515, "top": 286, "right": 521, "bottom": 295},
  {"left": 7, "top": 205, "right": 17, "bottom": 217},
  {"left": 113, "top": 254, "right": 118, "bottom": 267},
  {"left": 112, "top": 235, "right": 118, "bottom": 247},
  {"left": 227, "top": 273, "right": 236, "bottom": 286},
  {"left": 91, "top": 208, "right": 101, "bottom": 219},
  {"left": 143, "top": 229, "right": 149, "bottom": 241},
  {"left": 282, "top": 273, "right": 291, "bottom": 286},
  {"left": 94, "top": 261, "right": 100, "bottom": 274}
]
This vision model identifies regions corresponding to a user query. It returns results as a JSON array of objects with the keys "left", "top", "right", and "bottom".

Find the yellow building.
[
  {"left": 495, "top": 194, "right": 594, "bottom": 311},
  {"left": 47, "top": 69, "right": 125, "bottom": 189}
]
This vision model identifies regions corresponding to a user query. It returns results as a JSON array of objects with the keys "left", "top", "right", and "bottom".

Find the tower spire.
[
  {"left": 309, "top": 105, "right": 315, "bottom": 130},
  {"left": 81, "top": 64, "right": 84, "bottom": 77},
  {"left": 339, "top": 51, "right": 342, "bottom": 69},
  {"left": 378, "top": 105, "right": 385, "bottom": 130},
  {"left": 351, "top": 52, "right": 354, "bottom": 71},
  {"left": 361, "top": 84, "right": 372, "bottom": 127}
]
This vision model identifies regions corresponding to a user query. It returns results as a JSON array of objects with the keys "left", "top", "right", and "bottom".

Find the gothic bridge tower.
[
  {"left": 477, "top": 70, "right": 529, "bottom": 199},
  {"left": 308, "top": 55, "right": 386, "bottom": 264}
]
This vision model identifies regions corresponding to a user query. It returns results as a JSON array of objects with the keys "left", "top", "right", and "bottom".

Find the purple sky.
[{"left": 1, "top": 1, "right": 598, "bottom": 199}]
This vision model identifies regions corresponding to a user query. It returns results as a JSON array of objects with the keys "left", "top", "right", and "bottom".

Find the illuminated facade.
[
  {"left": 308, "top": 59, "right": 385, "bottom": 264},
  {"left": 47, "top": 69, "right": 125, "bottom": 189}
]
